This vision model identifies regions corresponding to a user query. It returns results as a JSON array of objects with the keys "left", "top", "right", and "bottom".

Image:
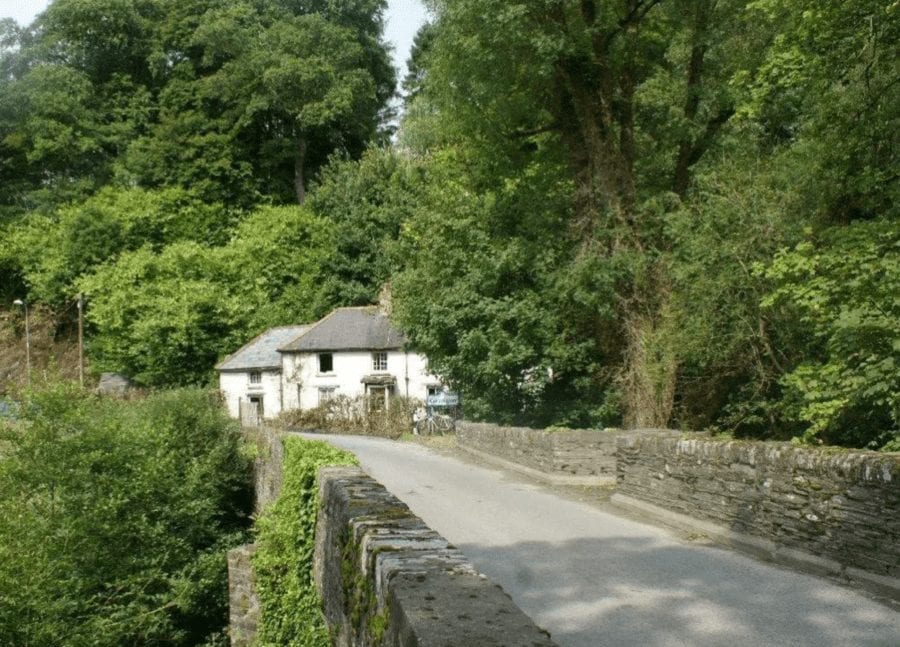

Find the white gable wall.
[
  {"left": 281, "top": 349, "right": 441, "bottom": 410},
  {"left": 219, "top": 369, "right": 283, "bottom": 419}
]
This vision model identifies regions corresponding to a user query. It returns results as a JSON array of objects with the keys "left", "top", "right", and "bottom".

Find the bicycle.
[{"left": 414, "top": 411, "right": 455, "bottom": 436}]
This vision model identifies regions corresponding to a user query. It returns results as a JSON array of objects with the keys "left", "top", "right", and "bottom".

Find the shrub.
[
  {"left": 252, "top": 436, "right": 357, "bottom": 646},
  {"left": 0, "top": 383, "right": 253, "bottom": 647},
  {"left": 277, "top": 395, "right": 421, "bottom": 439}
]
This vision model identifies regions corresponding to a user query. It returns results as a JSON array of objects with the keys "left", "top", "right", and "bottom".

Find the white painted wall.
[
  {"left": 219, "top": 370, "right": 283, "bottom": 419},
  {"left": 281, "top": 349, "right": 442, "bottom": 410}
]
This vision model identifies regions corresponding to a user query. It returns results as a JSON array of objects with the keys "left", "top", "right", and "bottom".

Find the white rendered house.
[
  {"left": 217, "top": 307, "right": 443, "bottom": 420},
  {"left": 279, "top": 307, "right": 443, "bottom": 411},
  {"left": 215, "top": 325, "right": 310, "bottom": 420}
]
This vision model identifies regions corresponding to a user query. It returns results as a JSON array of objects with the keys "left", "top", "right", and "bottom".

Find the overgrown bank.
[{"left": 0, "top": 384, "right": 253, "bottom": 646}]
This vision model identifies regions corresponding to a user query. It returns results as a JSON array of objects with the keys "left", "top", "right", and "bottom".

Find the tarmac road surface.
[{"left": 304, "top": 434, "right": 900, "bottom": 647}]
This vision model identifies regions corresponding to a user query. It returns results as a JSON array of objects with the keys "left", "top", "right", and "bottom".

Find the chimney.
[{"left": 377, "top": 282, "right": 393, "bottom": 316}]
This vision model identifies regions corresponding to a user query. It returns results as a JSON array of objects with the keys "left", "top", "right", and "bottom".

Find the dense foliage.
[
  {"left": 387, "top": 0, "right": 898, "bottom": 448},
  {"left": 252, "top": 436, "right": 357, "bottom": 647},
  {"left": 1, "top": 0, "right": 395, "bottom": 384},
  {"left": 1, "top": 1, "right": 897, "bottom": 449},
  {"left": 0, "top": 384, "right": 253, "bottom": 646}
]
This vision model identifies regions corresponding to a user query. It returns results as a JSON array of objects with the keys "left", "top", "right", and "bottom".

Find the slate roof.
[
  {"left": 278, "top": 307, "right": 406, "bottom": 352},
  {"left": 216, "top": 325, "right": 311, "bottom": 371}
]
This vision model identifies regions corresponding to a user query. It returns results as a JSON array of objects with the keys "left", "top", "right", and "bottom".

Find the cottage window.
[
  {"left": 318, "top": 387, "right": 337, "bottom": 405},
  {"left": 372, "top": 351, "right": 388, "bottom": 372},
  {"left": 249, "top": 371, "right": 262, "bottom": 384},
  {"left": 318, "top": 353, "right": 333, "bottom": 373}
]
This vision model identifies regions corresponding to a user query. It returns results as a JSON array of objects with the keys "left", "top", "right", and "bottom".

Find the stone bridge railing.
[
  {"left": 455, "top": 421, "right": 676, "bottom": 486},
  {"left": 228, "top": 429, "right": 557, "bottom": 646},
  {"left": 315, "top": 466, "right": 556, "bottom": 646},
  {"left": 457, "top": 421, "right": 899, "bottom": 602},
  {"left": 613, "top": 434, "right": 899, "bottom": 601}
]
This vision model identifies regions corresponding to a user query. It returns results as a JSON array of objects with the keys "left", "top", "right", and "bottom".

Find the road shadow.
[{"left": 458, "top": 534, "right": 900, "bottom": 647}]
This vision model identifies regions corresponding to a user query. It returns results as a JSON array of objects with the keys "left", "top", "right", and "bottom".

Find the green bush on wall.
[{"left": 252, "top": 436, "right": 357, "bottom": 646}]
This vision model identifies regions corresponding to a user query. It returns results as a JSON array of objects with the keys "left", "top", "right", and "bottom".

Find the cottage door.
[
  {"left": 367, "top": 386, "right": 393, "bottom": 412},
  {"left": 249, "top": 395, "right": 264, "bottom": 419}
]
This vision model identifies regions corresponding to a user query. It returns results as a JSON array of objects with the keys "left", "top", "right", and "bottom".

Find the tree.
[
  {"left": 393, "top": 0, "right": 773, "bottom": 427},
  {"left": 78, "top": 242, "right": 242, "bottom": 386},
  {"left": 391, "top": 143, "right": 625, "bottom": 426},
  {"left": 762, "top": 220, "right": 899, "bottom": 449},
  {"left": 307, "top": 147, "right": 419, "bottom": 310},
  {"left": 7, "top": 187, "right": 234, "bottom": 306},
  {"left": 0, "top": 383, "right": 252, "bottom": 646},
  {"left": 79, "top": 205, "right": 332, "bottom": 386},
  {"left": 220, "top": 205, "right": 334, "bottom": 330},
  {"left": 1, "top": 0, "right": 395, "bottom": 209},
  {"left": 401, "top": 22, "right": 437, "bottom": 106},
  {"left": 192, "top": 7, "right": 394, "bottom": 203},
  {"left": 743, "top": 0, "right": 899, "bottom": 223}
]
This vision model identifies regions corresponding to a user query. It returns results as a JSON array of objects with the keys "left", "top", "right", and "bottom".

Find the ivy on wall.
[{"left": 252, "top": 436, "right": 357, "bottom": 646}]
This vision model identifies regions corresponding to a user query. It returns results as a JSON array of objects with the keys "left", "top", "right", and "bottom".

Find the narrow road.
[{"left": 304, "top": 434, "right": 900, "bottom": 647}]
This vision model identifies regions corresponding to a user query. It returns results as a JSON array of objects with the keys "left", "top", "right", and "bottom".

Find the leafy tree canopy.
[{"left": 0, "top": 383, "right": 252, "bottom": 647}]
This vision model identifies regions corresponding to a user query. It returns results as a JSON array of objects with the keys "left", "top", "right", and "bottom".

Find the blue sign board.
[{"left": 426, "top": 392, "right": 460, "bottom": 407}]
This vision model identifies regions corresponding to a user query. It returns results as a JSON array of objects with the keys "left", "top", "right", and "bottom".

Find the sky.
[{"left": 0, "top": 0, "right": 429, "bottom": 80}]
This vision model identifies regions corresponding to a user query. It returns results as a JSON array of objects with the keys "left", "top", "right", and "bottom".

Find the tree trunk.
[
  {"left": 672, "top": 0, "right": 735, "bottom": 198},
  {"left": 294, "top": 138, "right": 307, "bottom": 204},
  {"left": 672, "top": 38, "right": 707, "bottom": 196}
]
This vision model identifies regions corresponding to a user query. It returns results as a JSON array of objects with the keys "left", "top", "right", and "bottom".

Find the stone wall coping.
[
  {"left": 618, "top": 434, "right": 900, "bottom": 484},
  {"left": 457, "top": 421, "right": 682, "bottom": 436},
  {"left": 314, "top": 465, "right": 558, "bottom": 646}
]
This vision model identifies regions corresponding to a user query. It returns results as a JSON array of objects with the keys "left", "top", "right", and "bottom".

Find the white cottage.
[
  {"left": 217, "top": 307, "right": 443, "bottom": 420},
  {"left": 279, "top": 307, "right": 442, "bottom": 411},
  {"left": 215, "top": 325, "right": 311, "bottom": 420}
]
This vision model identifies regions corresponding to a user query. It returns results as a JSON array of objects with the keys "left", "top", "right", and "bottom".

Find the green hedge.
[{"left": 252, "top": 436, "right": 357, "bottom": 646}]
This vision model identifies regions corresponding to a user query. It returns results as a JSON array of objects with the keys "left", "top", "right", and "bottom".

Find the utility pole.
[
  {"left": 13, "top": 299, "right": 30, "bottom": 386},
  {"left": 77, "top": 293, "right": 85, "bottom": 387}
]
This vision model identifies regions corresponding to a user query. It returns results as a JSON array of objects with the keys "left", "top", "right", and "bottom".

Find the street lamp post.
[{"left": 13, "top": 299, "right": 31, "bottom": 385}]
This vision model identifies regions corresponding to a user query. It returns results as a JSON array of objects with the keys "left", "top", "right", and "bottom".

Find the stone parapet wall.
[
  {"left": 314, "top": 466, "right": 557, "bottom": 647},
  {"left": 242, "top": 425, "right": 284, "bottom": 514},
  {"left": 227, "top": 544, "right": 259, "bottom": 647},
  {"left": 456, "top": 421, "right": 675, "bottom": 485},
  {"left": 615, "top": 434, "right": 900, "bottom": 599}
]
